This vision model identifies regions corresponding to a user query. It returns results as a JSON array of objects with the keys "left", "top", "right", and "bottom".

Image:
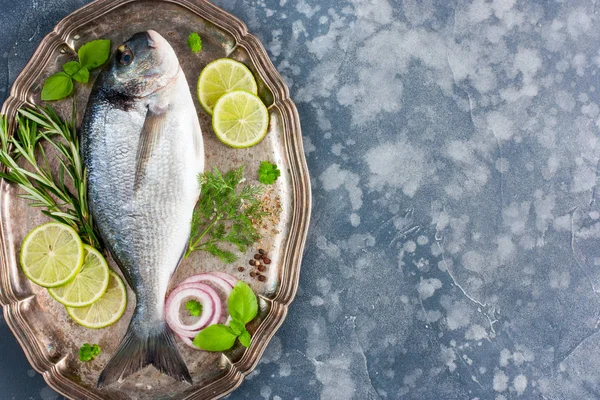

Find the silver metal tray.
[{"left": 0, "top": 0, "right": 311, "bottom": 398}]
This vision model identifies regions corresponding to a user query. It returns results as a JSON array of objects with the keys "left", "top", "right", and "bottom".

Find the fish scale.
[{"left": 81, "top": 30, "right": 204, "bottom": 387}]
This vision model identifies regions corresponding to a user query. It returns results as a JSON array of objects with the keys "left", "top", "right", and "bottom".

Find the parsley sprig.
[
  {"left": 0, "top": 106, "right": 101, "bottom": 248},
  {"left": 258, "top": 161, "right": 280, "bottom": 184},
  {"left": 185, "top": 166, "right": 265, "bottom": 262},
  {"left": 187, "top": 33, "right": 203, "bottom": 53},
  {"left": 78, "top": 343, "right": 101, "bottom": 362},
  {"left": 185, "top": 299, "right": 202, "bottom": 317},
  {"left": 193, "top": 281, "right": 258, "bottom": 351}
]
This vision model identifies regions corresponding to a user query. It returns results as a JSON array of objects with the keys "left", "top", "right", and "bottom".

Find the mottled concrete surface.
[{"left": 2, "top": 0, "right": 600, "bottom": 399}]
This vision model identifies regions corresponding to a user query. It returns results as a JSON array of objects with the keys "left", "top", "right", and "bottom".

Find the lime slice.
[
  {"left": 48, "top": 245, "right": 110, "bottom": 308},
  {"left": 20, "top": 222, "right": 84, "bottom": 288},
  {"left": 197, "top": 58, "right": 258, "bottom": 115},
  {"left": 67, "top": 271, "right": 127, "bottom": 329},
  {"left": 212, "top": 90, "right": 269, "bottom": 148}
]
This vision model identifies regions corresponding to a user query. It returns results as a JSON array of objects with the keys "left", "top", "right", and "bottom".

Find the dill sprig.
[
  {"left": 186, "top": 165, "right": 265, "bottom": 263},
  {"left": 0, "top": 105, "right": 101, "bottom": 248}
]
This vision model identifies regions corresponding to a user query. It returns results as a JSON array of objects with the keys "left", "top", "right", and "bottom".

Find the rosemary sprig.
[
  {"left": 186, "top": 166, "right": 266, "bottom": 262},
  {"left": 0, "top": 105, "right": 101, "bottom": 248}
]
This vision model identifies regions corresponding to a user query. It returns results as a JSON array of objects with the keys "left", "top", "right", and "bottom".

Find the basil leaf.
[
  {"left": 62, "top": 61, "right": 89, "bottom": 83},
  {"left": 193, "top": 324, "right": 237, "bottom": 351},
  {"left": 41, "top": 72, "right": 73, "bottom": 101},
  {"left": 229, "top": 319, "right": 245, "bottom": 335},
  {"left": 62, "top": 61, "right": 81, "bottom": 76},
  {"left": 238, "top": 329, "right": 251, "bottom": 348},
  {"left": 228, "top": 281, "right": 258, "bottom": 324},
  {"left": 71, "top": 67, "right": 89, "bottom": 83},
  {"left": 78, "top": 39, "right": 111, "bottom": 70}
]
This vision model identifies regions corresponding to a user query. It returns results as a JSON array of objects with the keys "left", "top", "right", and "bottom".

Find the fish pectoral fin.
[
  {"left": 192, "top": 118, "right": 204, "bottom": 174},
  {"left": 134, "top": 106, "right": 168, "bottom": 191}
]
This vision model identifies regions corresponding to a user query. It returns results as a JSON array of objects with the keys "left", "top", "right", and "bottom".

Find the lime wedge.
[
  {"left": 20, "top": 222, "right": 84, "bottom": 288},
  {"left": 197, "top": 58, "right": 258, "bottom": 115},
  {"left": 48, "top": 245, "right": 110, "bottom": 308},
  {"left": 212, "top": 90, "right": 269, "bottom": 148},
  {"left": 67, "top": 271, "right": 127, "bottom": 329}
]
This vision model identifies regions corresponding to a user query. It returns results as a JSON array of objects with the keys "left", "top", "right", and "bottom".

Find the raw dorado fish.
[{"left": 80, "top": 30, "right": 204, "bottom": 387}]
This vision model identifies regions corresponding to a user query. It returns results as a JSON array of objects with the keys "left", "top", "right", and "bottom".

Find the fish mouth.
[
  {"left": 127, "top": 30, "right": 163, "bottom": 51},
  {"left": 143, "top": 30, "right": 179, "bottom": 81},
  {"left": 146, "top": 30, "right": 160, "bottom": 49},
  {"left": 109, "top": 30, "right": 181, "bottom": 98},
  {"left": 127, "top": 30, "right": 179, "bottom": 86}
]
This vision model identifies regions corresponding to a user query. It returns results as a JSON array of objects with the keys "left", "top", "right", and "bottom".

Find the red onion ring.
[
  {"left": 207, "top": 271, "right": 238, "bottom": 287},
  {"left": 181, "top": 272, "right": 238, "bottom": 324},
  {"left": 167, "top": 272, "right": 239, "bottom": 348},
  {"left": 165, "top": 282, "right": 221, "bottom": 338},
  {"left": 177, "top": 333, "right": 198, "bottom": 349},
  {"left": 181, "top": 273, "right": 235, "bottom": 297}
]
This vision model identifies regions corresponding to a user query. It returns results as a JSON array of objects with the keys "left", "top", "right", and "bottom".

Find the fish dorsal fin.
[{"left": 134, "top": 105, "right": 168, "bottom": 191}]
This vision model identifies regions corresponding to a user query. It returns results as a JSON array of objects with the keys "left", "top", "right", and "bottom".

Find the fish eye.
[{"left": 119, "top": 47, "right": 134, "bottom": 66}]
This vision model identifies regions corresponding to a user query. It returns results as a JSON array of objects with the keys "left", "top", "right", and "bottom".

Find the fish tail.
[{"left": 97, "top": 322, "right": 191, "bottom": 387}]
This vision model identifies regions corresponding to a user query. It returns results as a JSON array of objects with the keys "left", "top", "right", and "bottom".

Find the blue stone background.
[{"left": 2, "top": 0, "right": 600, "bottom": 399}]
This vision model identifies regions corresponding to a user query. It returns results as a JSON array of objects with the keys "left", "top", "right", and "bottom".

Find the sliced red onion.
[
  {"left": 165, "top": 282, "right": 221, "bottom": 338},
  {"left": 207, "top": 271, "right": 238, "bottom": 287},
  {"left": 181, "top": 273, "right": 234, "bottom": 297},
  {"left": 168, "top": 272, "right": 239, "bottom": 349},
  {"left": 178, "top": 333, "right": 198, "bottom": 349},
  {"left": 181, "top": 272, "right": 238, "bottom": 324}
]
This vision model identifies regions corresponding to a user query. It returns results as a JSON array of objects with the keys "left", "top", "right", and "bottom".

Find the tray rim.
[{"left": 0, "top": 0, "right": 312, "bottom": 399}]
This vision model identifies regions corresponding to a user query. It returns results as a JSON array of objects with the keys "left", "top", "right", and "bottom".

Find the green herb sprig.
[
  {"left": 42, "top": 39, "right": 111, "bottom": 101},
  {"left": 258, "top": 161, "right": 280, "bottom": 184},
  {"left": 186, "top": 166, "right": 265, "bottom": 262},
  {"left": 187, "top": 33, "right": 203, "bottom": 53},
  {"left": 185, "top": 299, "right": 202, "bottom": 317},
  {"left": 193, "top": 281, "right": 258, "bottom": 351},
  {"left": 78, "top": 343, "right": 101, "bottom": 361},
  {"left": 0, "top": 105, "right": 101, "bottom": 248}
]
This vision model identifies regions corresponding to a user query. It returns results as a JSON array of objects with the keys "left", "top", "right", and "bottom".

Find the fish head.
[{"left": 106, "top": 30, "right": 179, "bottom": 98}]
